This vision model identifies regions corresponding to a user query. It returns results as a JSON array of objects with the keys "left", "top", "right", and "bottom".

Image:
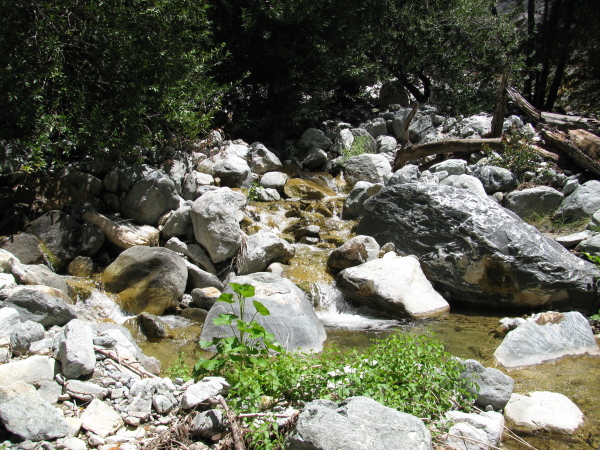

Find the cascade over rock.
[{"left": 356, "top": 183, "right": 600, "bottom": 311}]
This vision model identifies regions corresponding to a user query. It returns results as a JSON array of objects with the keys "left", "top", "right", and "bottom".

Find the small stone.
[
  {"left": 80, "top": 399, "right": 124, "bottom": 438},
  {"left": 56, "top": 437, "right": 87, "bottom": 450},
  {"left": 124, "top": 417, "right": 141, "bottom": 427},
  {"left": 64, "top": 418, "right": 82, "bottom": 438},
  {"left": 88, "top": 434, "right": 106, "bottom": 447}
]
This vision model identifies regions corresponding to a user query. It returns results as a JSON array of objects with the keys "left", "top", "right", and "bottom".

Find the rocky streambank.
[{"left": 1, "top": 105, "right": 600, "bottom": 449}]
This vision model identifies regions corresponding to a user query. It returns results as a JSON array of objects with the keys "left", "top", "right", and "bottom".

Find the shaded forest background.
[{"left": 1, "top": 0, "right": 598, "bottom": 169}]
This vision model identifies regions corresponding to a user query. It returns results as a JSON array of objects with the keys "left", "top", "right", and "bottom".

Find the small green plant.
[
  {"left": 165, "top": 351, "right": 193, "bottom": 381},
  {"left": 248, "top": 182, "right": 260, "bottom": 201},
  {"left": 193, "top": 283, "right": 283, "bottom": 378},
  {"left": 340, "top": 134, "right": 373, "bottom": 166},
  {"left": 523, "top": 212, "right": 589, "bottom": 234},
  {"left": 484, "top": 125, "right": 542, "bottom": 179}
]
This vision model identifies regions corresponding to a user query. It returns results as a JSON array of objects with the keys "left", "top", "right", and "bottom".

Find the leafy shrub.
[
  {"left": 340, "top": 134, "right": 374, "bottom": 166},
  {"left": 484, "top": 125, "right": 542, "bottom": 179}
]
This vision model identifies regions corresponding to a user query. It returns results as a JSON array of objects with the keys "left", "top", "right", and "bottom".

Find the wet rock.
[
  {"left": 357, "top": 183, "right": 600, "bottom": 311},
  {"left": 337, "top": 254, "right": 450, "bottom": 319},
  {"left": 67, "top": 256, "right": 95, "bottom": 277},
  {"left": 249, "top": 143, "right": 283, "bottom": 174},
  {"left": 260, "top": 171, "right": 289, "bottom": 193},
  {"left": 83, "top": 211, "right": 159, "bottom": 250},
  {"left": 200, "top": 273, "right": 327, "bottom": 353},
  {"left": 25, "top": 210, "right": 104, "bottom": 271},
  {"left": 342, "top": 181, "right": 384, "bottom": 219},
  {"left": 121, "top": 170, "right": 181, "bottom": 226},
  {"left": 0, "top": 381, "right": 69, "bottom": 441},
  {"left": 493, "top": 311, "right": 599, "bottom": 368},
  {"left": 102, "top": 246, "right": 188, "bottom": 315},
  {"left": 461, "top": 359, "right": 514, "bottom": 410},
  {"left": 285, "top": 396, "right": 431, "bottom": 450},
  {"left": 138, "top": 313, "right": 172, "bottom": 340},
  {"left": 5, "top": 288, "right": 77, "bottom": 327},
  {"left": 237, "top": 229, "right": 295, "bottom": 275},
  {"left": 555, "top": 180, "right": 600, "bottom": 220},
  {"left": 80, "top": 398, "right": 124, "bottom": 438},
  {"left": 190, "top": 188, "right": 247, "bottom": 264},
  {"left": 343, "top": 154, "right": 391, "bottom": 188},
  {"left": 471, "top": 166, "right": 518, "bottom": 194},
  {"left": 440, "top": 174, "right": 487, "bottom": 197},
  {"left": 327, "top": 236, "right": 380, "bottom": 271},
  {"left": 283, "top": 178, "right": 336, "bottom": 200},
  {"left": 504, "top": 391, "right": 584, "bottom": 435},
  {"left": 0, "top": 354, "right": 55, "bottom": 385},
  {"left": 504, "top": 186, "right": 563, "bottom": 218},
  {"left": 0, "top": 233, "right": 44, "bottom": 265}
]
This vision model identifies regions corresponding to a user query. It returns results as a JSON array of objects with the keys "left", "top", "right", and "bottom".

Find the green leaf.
[
  {"left": 253, "top": 300, "right": 270, "bottom": 316},
  {"left": 231, "top": 282, "right": 255, "bottom": 298},
  {"left": 199, "top": 340, "right": 213, "bottom": 348},
  {"left": 213, "top": 313, "right": 237, "bottom": 326},
  {"left": 217, "top": 293, "right": 235, "bottom": 304}
]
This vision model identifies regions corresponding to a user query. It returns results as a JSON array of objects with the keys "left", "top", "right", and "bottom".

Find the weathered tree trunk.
[
  {"left": 506, "top": 87, "right": 541, "bottom": 122},
  {"left": 541, "top": 128, "right": 600, "bottom": 176},
  {"left": 491, "top": 71, "right": 510, "bottom": 138},
  {"left": 398, "top": 103, "right": 419, "bottom": 144},
  {"left": 393, "top": 139, "right": 503, "bottom": 171}
]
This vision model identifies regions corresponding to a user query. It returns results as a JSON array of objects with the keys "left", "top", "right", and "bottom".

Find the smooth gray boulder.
[
  {"left": 200, "top": 273, "right": 327, "bottom": 353},
  {"left": 190, "top": 188, "right": 247, "bottom": 263},
  {"left": 555, "top": 180, "right": 600, "bottom": 220},
  {"left": 58, "top": 319, "right": 96, "bottom": 379},
  {"left": 337, "top": 254, "right": 449, "bottom": 319},
  {"left": 342, "top": 181, "right": 384, "bottom": 219},
  {"left": 10, "top": 320, "right": 45, "bottom": 354},
  {"left": 297, "top": 128, "right": 332, "bottom": 151},
  {"left": 343, "top": 154, "right": 391, "bottom": 188},
  {"left": 181, "top": 377, "right": 230, "bottom": 410},
  {"left": 256, "top": 187, "right": 281, "bottom": 201},
  {"left": 577, "top": 234, "right": 600, "bottom": 255},
  {"left": 182, "top": 171, "right": 214, "bottom": 201},
  {"left": 101, "top": 246, "right": 188, "bottom": 315},
  {"left": 0, "top": 381, "right": 69, "bottom": 441},
  {"left": 357, "top": 183, "right": 600, "bottom": 311},
  {"left": 461, "top": 359, "right": 514, "bottom": 410},
  {"left": 212, "top": 155, "right": 252, "bottom": 188},
  {"left": 376, "top": 135, "right": 397, "bottom": 153},
  {"left": 494, "top": 312, "right": 600, "bottom": 368},
  {"left": 440, "top": 174, "right": 487, "bottom": 197},
  {"left": 159, "top": 201, "right": 194, "bottom": 240},
  {"left": 185, "top": 260, "right": 224, "bottom": 291},
  {"left": 260, "top": 171, "right": 289, "bottom": 192},
  {"left": 504, "top": 391, "right": 584, "bottom": 435},
  {"left": 284, "top": 396, "right": 431, "bottom": 450},
  {"left": 430, "top": 159, "right": 467, "bottom": 176},
  {"left": 4, "top": 288, "right": 77, "bottom": 327},
  {"left": 237, "top": 230, "right": 295, "bottom": 275},
  {"left": 19, "top": 264, "right": 76, "bottom": 300},
  {"left": 0, "top": 233, "right": 44, "bottom": 265},
  {"left": 302, "top": 147, "right": 328, "bottom": 170},
  {"left": 121, "top": 170, "right": 181, "bottom": 226},
  {"left": 0, "top": 355, "right": 55, "bottom": 386},
  {"left": 165, "top": 237, "right": 216, "bottom": 274},
  {"left": 25, "top": 210, "right": 104, "bottom": 270},
  {"left": 327, "top": 235, "right": 380, "bottom": 271},
  {"left": 249, "top": 143, "right": 283, "bottom": 174},
  {"left": 471, "top": 166, "right": 518, "bottom": 194},
  {"left": 386, "top": 164, "right": 421, "bottom": 186},
  {"left": 504, "top": 186, "right": 563, "bottom": 218}
]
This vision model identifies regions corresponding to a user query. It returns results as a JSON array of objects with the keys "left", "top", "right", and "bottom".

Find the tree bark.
[
  {"left": 541, "top": 128, "right": 600, "bottom": 176},
  {"left": 491, "top": 71, "right": 509, "bottom": 138},
  {"left": 393, "top": 138, "right": 503, "bottom": 171},
  {"left": 506, "top": 87, "right": 541, "bottom": 122}
]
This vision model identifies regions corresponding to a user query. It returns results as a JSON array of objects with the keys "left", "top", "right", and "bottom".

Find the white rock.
[
  {"left": 80, "top": 399, "right": 124, "bottom": 438},
  {"left": 181, "top": 377, "right": 230, "bottom": 409},
  {"left": 0, "top": 354, "right": 55, "bottom": 386},
  {"left": 504, "top": 391, "right": 584, "bottom": 434},
  {"left": 56, "top": 437, "right": 87, "bottom": 450}
]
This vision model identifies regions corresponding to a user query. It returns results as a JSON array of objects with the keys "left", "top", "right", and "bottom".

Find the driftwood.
[
  {"left": 393, "top": 138, "right": 503, "bottom": 171},
  {"left": 540, "top": 128, "right": 600, "bottom": 176}
]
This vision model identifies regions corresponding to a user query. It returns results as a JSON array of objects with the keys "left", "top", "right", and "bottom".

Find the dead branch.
[
  {"left": 94, "top": 346, "right": 157, "bottom": 378},
  {"left": 218, "top": 397, "right": 246, "bottom": 450},
  {"left": 540, "top": 128, "right": 600, "bottom": 176}
]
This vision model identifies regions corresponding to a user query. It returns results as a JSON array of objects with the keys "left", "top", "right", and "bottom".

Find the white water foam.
[
  {"left": 311, "top": 282, "right": 401, "bottom": 330},
  {"left": 84, "top": 290, "right": 132, "bottom": 324}
]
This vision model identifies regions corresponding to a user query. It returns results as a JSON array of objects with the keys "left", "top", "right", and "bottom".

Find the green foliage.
[
  {"left": 248, "top": 182, "right": 261, "bottom": 202},
  {"left": 522, "top": 212, "right": 589, "bottom": 235},
  {"left": 165, "top": 351, "right": 193, "bottom": 381},
  {"left": 0, "top": 0, "right": 224, "bottom": 169},
  {"left": 583, "top": 253, "right": 600, "bottom": 266},
  {"left": 193, "top": 283, "right": 284, "bottom": 379},
  {"left": 484, "top": 126, "right": 542, "bottom": 179},
  {"left": 340, "top": 134, "right": 373, "bottom": 166}
]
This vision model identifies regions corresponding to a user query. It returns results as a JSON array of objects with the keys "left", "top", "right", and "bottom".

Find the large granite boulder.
[
  {"left": 19, "top": 264, "right": 76, "bottom": 300},
  {"left": 504, "top": 186, "right": 564, "bottom": 218},
  {"left": 249, "top": 143, "right": 283, "bottom": 174},
  {"left": 471, "top": 166, "right": 518, "bottom": 194},
  {"left": 120, "top": 170, "right": 181, "bottom": 226},
  {"left": 200, "top": 273, "right": 327, "bottom": 353},
  {"left": 297, "top": 128, "right": 332, "bottom": 151},
  {"left": 212, "top": 156, "right": 252, "bottom": 188},
  {"left": 25, "top": 210, "right": 104, "bottom": 271},
  {"left": 356, "top": 183, "right": 600, "bottom": 311},
  {"left": 101, "top": 246, "right": 188, "bottom": 315},
  {"left": 342, "top": 181, "right": 384, "bottom": 219},
  {"left": 236, "top": 230, "right": 295, "bottom": 275},
  {"left": 285, "top": 397, "right": 431, "bottom": 450},
  {"left": 461, "top": 359, "right": 514, "bottom": 410},
  {"left": 260, "top": 171, "right": 289, "bottom": 193},
  {"left": 493, "top": 311, "right": 600, "bottom": 368},
  {"left": 337, "top": 253, "right": 450, "bottom": 319},
  {"left": 4, "top": 288, "right": 77, "bottom": 328},
  {"left": 440, "top": 174, "right": 487, "bottom": 197},
  {"left": 555, "top": 180, "right": 600, "bottom": 220},
  {"left": 0, "top": 233, "right": 44, "bottom": 265},
  {"left": 190, "top": 188, "right": 247, "bottom": 263},
  {"left": 343, "top": 154, "right": 391, "bottom": 188}
]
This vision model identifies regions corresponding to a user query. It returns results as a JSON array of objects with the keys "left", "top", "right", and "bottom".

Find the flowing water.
[{"left": 83, "top": 195, "right": 600, "bottom": 449}]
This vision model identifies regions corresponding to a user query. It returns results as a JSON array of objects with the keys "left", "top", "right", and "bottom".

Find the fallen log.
[
  {"left": 393, "top": 138, "right": 503, "bottom": 171},
  {"left": 540, "top": 128, "right": 600, "bottom": 177}
]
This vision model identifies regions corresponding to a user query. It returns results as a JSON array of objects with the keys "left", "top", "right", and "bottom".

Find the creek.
[{"left": 84, "top": 194, "right": 600, "bottom": 450}]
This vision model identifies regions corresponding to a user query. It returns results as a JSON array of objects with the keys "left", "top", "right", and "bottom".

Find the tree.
[{"left": 0, "top": 0, "right": 223, "bottom": 170}]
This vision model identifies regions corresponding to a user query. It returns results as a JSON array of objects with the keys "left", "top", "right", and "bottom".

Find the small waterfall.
[
  {"left": 84, "top": 290, "right": 132, "bottom": 324},
  {"left": 311, "top": 281, "right": 401, "bottom": 330}
]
